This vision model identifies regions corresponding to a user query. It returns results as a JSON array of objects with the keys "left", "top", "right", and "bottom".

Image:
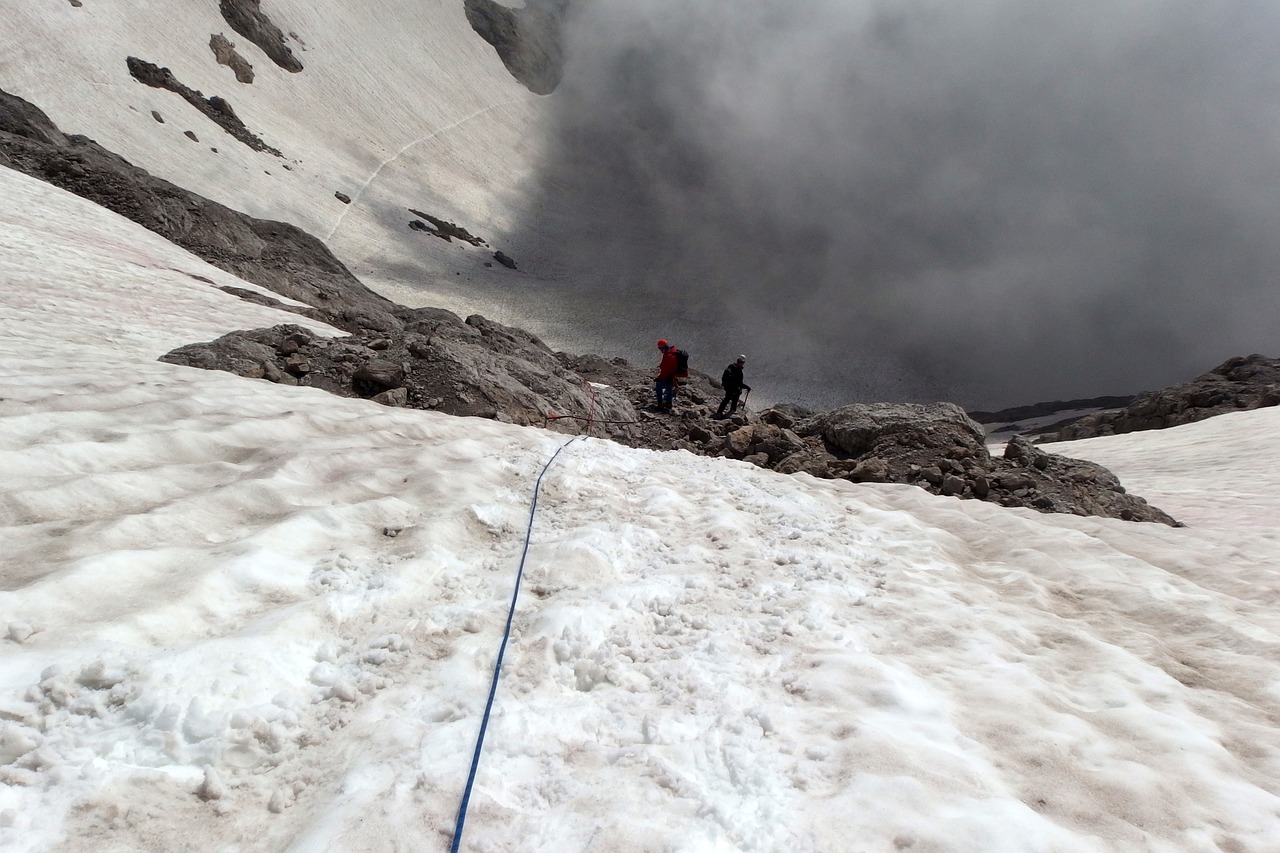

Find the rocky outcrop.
[
  {"left": 219, "top": 0, "right": 303, "bottom": 73},
  {"left": 968, "top": 395, "right": 1134, "bottom": 425},
  {"left": 799, "top": 402, "right": 987, "bottom": 471},
  {"left": 0, "top": 87, "right": 391, "bottom": 314},
  {"left": 210, "top": 34, "right": 255, "bottom": 84},
  {"left": 0, "top": 90, "right": 66, "bottom": 145},
  {"left": 163, "top": 316, "right": 1176, "bottom": 524},
  {"left": 126, "top": 57, "right": 281, "bottom": 156},
  {"left": 407, "top": 209, "right": 488, "bottom": 246},
  {"left": 992, "top": 436, "right": 1174, "bottom": 523},
  {"left": 563, "top": 359, "right": 1179, "bottom": 526},
  {"left": 161, "top": 312, "right": 637, "bottom": 435},
  {"left": 1046, "top": 354, "right": 1280, "bottom": 441},
  {"left": 464, "top": 0, "right": 566, "bottom": 95}
]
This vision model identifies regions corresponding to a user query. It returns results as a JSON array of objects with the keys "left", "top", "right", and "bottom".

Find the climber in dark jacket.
[
  {"left": 715, "top": 355, "right": 751, "bottom": 419},
  {"left": 654, "top": 339, "right": 678, "bottom": 411}
]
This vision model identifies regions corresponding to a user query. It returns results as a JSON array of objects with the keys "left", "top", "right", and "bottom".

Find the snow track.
[{"left": 324, "top": 96, "right": 538, "bottom": 242}]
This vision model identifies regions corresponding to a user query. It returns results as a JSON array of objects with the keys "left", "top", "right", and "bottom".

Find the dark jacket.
[{"left": 721, "top": 363, "right": 748, "bottom": 394}]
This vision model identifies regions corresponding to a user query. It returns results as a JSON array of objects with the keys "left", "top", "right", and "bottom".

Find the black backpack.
[{"left": 674, "top": 347, "right": 690, "bottom": 377}]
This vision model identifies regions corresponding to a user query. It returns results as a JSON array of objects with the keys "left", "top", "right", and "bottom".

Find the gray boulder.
[
  {"left": 161, "top": 315, "right": 638, "bottom": 436},
  {"left": 797, "top": 402, "right": 988, "bottom": 479}
]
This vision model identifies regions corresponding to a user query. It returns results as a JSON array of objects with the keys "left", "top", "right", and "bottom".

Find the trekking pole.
[{"left": 743, "top": 388, "right": 751, "bottom": 411}]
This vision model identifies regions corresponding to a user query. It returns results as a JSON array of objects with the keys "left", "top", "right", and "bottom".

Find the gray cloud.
[{"left": 501, "top": 0, "right": 1280, "bottom": 408}]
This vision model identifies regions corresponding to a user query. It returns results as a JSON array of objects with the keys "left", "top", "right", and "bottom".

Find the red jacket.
[{"left": 656, "top": 348, "right": 678, "bottom": 381}]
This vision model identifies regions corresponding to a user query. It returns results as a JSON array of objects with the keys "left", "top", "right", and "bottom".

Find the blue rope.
[{"left": 449, "top": 435, "right": 584, "bottom": 853}]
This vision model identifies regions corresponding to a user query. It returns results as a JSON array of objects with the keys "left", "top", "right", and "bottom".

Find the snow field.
[
  {"left": 2, "top": 171, "right": 1280, "bottom": 850},
  {"left": 1, "top": 0, "right": 543, "bottom": 298}
]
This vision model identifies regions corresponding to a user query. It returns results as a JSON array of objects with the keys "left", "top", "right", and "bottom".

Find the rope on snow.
[{"left": 449, "top": 434, "right": 586, "bottom": 852}]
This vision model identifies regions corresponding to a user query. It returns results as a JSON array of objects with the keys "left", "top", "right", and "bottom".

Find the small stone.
[
  {"left": 283, "top": 353, "right": 310, "bottom": 375},
  {"left": 261, "top": 360, "right": 285, "bottom": 383},
  {"left": 371, "top": 387, "right": 408, "bottom": 407},
  {"left": 850, "top": 457, "right": 890, "bottom": 483},
  {"left": 971, "top": 475, "right": 991, "bottom": 498},
  {"left": 687, "top": 424, "right": 713, "bottom": 444},
  {"left": 919, "top": 466, "right": 943, "bottom": 486}
]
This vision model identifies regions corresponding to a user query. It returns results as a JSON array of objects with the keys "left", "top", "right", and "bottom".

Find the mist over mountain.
[{"left": 498, "top": 0, "right": 1280, "bottom": 408}]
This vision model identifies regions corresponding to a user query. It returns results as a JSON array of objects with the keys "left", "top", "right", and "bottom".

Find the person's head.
[
  {"left": 657, "top": 339, "right": 670, "bottom": 351},
  {"left": 736, "top": 355, "right": 746, "bottom": 365}
]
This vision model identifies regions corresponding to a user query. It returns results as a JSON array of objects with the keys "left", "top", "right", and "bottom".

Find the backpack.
[{"left": 673, "top": 347, "right": 690, "bottom": 377}]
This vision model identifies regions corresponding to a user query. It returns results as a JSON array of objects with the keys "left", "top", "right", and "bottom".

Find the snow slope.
[
  {"left": 3, "top": 167, "right": 1280, "bottom": 851},
  {"left": 1, "top": 0, "right": 545, "bottom": 316}
]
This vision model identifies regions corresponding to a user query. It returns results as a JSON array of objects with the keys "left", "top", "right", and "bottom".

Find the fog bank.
[{"left": 505, "top": 0, "right": 1280, "bottom": 408}]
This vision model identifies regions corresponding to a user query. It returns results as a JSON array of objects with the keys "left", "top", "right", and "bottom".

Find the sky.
[
  {"left": 4, "top": 162, "right": 1280, "bottom": 851},
  {"left": 504, "top": 0, "right": 1280, "bottom": 408}
]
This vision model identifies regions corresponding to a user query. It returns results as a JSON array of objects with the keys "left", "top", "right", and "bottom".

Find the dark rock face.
[
  {"left": 407, "top": 209, "right": 488, "bottom": 246},
  {"left": 210, "top": 34, "right": 255, "bottom": 84},
  {"left": 219, "top": 0, "right": 303, "bottom": 73},
  {"left": 0, "top": 90, "right": 66, "bottom": 145},
  {"left": 0, "top": 87, "right": 392, "bottom": 314},
  {"left": 161, "top": 312, "right": 638, "bottom": 435},
  {"left": 492, "top": 250, "right": 516, "bottom": 270},
  {"left": 464, "top": 0, "right": 566, "bottom": 95},
  {"left": 1047, "top": 354, "right": 1280, "bottom": 441},
  {"left": 125, "top": 57, "right": 280, "bottom": 155}
]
